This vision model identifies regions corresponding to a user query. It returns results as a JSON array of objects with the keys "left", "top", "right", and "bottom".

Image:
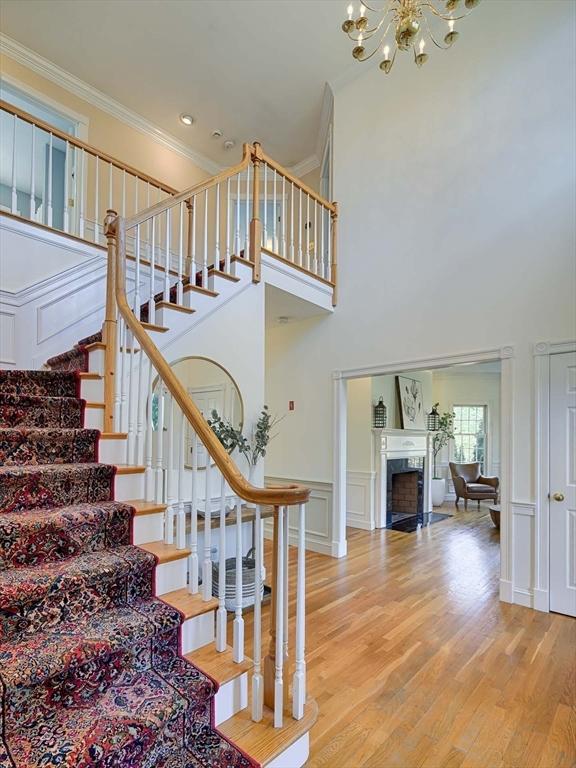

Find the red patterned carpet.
[{"left": 0, "top": 368, "right": 256, "bottom": 768}]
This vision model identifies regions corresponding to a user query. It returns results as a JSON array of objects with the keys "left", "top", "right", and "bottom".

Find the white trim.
[
  {"left": 346, "top": 469, "right": 376, "bottom": 531},
  {"left": 333, "top": 345, "right": 515, "bottom": 603},
  {"left": 315, "top": 84, "right": 334, "bottom": 172},
  {"left": 533, "top": 339, "right": 576, "bottom": 613},
  {"left": 289, "top": 155, "right": 320, "bottom": 178},
  {"left": 0, "top": 33, "right": 221, "bottom": 175}
]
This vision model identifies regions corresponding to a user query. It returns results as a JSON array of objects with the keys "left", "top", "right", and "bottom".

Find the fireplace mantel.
[{"left": 372, "top": 428, "right": 433, "bottom": 528}]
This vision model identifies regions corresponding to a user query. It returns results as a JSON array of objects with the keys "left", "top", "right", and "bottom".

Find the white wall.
[{"left": 265, "top": 0, "right": 576, "bottom": 607}]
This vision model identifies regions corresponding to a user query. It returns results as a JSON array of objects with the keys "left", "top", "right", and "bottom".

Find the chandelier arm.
[
  {"left": 422, "top": 13, "right": 452, "bottom": 49},
  {"left": 362, "top": 0, "right": 395, "bottom": 15},
  {"left": 346, "top": 7, "right": 395, "bottom": 42},
  {"left": 419, "top": 3, "right": 473, "bottom": 22}
]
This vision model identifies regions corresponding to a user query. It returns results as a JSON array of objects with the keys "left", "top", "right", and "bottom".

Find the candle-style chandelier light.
[{"left": 341, "top": 0, "right": 481, "bottom": 74}]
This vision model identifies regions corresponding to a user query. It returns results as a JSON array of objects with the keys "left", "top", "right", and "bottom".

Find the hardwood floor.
[{"left": 243, "top": 503, "right": 576, "bottom": 768}]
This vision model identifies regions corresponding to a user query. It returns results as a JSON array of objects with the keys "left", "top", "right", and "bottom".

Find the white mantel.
[{"left": 372, "top": 428, "right": 433, "bottom": 529}]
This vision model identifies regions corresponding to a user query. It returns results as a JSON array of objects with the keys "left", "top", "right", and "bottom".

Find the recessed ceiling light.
[
  {"left": 180, "top": 114, "right": 194, "bottom": 126},
  {"left": 223, "top": 140, "right": 235, "bottom": 151},
  {"left": 211, "top": 129, "right": 223, "bottom": 139}
]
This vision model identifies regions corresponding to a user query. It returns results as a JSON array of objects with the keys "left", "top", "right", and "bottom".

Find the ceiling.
[{"left": 0, "top": 0, "right": 352, "bottom": 168}]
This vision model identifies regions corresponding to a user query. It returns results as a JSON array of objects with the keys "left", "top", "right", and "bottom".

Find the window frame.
[{"left": 450, "top": 403, "right": 489, "bottom": 473}]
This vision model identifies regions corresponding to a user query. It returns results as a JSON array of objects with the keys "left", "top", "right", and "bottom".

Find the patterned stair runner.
[{"left": 0, "top": 369, "right": 256, "bottom": 768}]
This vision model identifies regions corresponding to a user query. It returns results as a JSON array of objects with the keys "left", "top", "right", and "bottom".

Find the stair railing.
[
  {"left": 0, "top": 100, "right": 176, "bottom": 245},
  {"left": 103, "top": 139, "right": 337, "bottom": 726}
]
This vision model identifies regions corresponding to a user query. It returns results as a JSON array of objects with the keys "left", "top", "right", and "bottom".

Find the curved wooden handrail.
[
  {"left": 0, "top": 100, "right": 178, "bottom": 195},
  {"left": 259, "top": 148, "right": 336, "bottom": 213},
  {"left": 111, "top": 212, "right": 310, "bottom": 507},
  {"left": 126, "top": 144, "right": 253, "bottom": 229}
]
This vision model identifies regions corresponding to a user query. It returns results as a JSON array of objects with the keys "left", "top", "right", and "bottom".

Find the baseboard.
[
  {"left": 499, "top": 579, "right": 513, "bottom": 603},
  {"left": 513, "top": 587, "right": 534, "bottom": 608},
  {"left": 533, "top": 588, "right": 549, "bottom": 613},
  {"left": 331, "top": 540, "right": 347, "bottom": 558}
]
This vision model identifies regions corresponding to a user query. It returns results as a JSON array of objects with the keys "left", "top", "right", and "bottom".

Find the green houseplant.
[{"left": 430, "top": 403, "right": 455, "bottom": 507}]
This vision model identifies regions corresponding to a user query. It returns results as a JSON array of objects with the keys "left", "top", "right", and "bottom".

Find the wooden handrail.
[
  {"left": 110, "top": 211, "right": 310, "bottom": 507},
  {"left": 259, "top": 148, "right": 336, "bottom": 213},
  {"left": 0, "top": 99, "right": 177, "bottom": 195}
]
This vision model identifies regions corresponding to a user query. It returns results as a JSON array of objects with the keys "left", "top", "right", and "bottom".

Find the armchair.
[{"left": 449, "top": 462, "right": 499, "bottom": 509}]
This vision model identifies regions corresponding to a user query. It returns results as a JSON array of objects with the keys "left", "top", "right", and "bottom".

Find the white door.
[
  {"left": 549, "top": 351, "right": 576, "bottom": 616},
  {"left": 186, "top": 385, "right": 224, "bottom": 468}
]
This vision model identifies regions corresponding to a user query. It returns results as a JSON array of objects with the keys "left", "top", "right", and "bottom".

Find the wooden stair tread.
[
  {"left": 85, "top": 401, "right": 105, "bottom": 409},
  {"left": 156, "top": 301, "right": 195, "bottom": 315},
  {"left": 219, "top": 698, "right": 318, "bottom": 766},
  {"left": 115, "top": 464, "right": 145, "bottom": 474},
  {"left": 162, "top": 588, "right": 218, "bottom": 619},
  {"left": 184, "top": 284, "right": 218, "bottom": 298},
  {"left": 194, "top": 505, "right": 276, "bottom": 531},
  {"left": 78, "top": 372, "right": 102, "bottom": 380},
  {"left": 186, "top": 645, "right": 252, "bottom": 685},
  {"left": 141, "top": 321, "right": 169, "bottom": 333},
  {"left": 100, "top": 432, "right": 127, "bottom": 440},
  {"left": 208, "top": 267, "right": 240, "bottom": 282},
  {"left": 231, "top": 254, "right": 255, "bottom": 267},
  {"left": 139, "top": 541, "right": 190, "bottom": 563},
  {"left": 125, "top": 499, "right": 166, "bottom": 516},
  {"left": 84, "top": 341, "right": 106, "bottom": 351}
]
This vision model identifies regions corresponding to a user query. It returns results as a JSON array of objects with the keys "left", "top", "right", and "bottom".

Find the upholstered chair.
[{"left": 449, "top": 461, "right": 499, "bottom": 509}]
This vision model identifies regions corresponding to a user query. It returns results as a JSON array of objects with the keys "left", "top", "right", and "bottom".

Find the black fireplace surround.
[{"left": 386, "top": 457, "right": 425, "bottom": 532}]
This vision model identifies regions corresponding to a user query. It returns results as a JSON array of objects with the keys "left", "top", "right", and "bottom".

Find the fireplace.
[{"left": 386, "top": 458, "right": 424, "bottom": 530}]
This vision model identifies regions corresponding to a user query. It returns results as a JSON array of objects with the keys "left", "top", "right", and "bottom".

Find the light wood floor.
[{"left": 244, "top": 502, "right": 576, "bottom": 768}]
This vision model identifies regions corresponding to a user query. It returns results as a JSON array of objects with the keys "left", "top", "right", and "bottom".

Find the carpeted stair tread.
[
  {"left": 5, "top": 666, "right": 190, "bottom": 768},
  {"left": 0, "top": 598, "right": 182, "bottom": 689},
  {"left": 0, "top": 544, "right": 155, "bottom": 641},
  {"left": 46, "top": 344, "right": 90, "bottom": 373},
  {"left": 0, "top": 501, "right": 134, "bottom": 570},
  {"left": 0, "top": 393, "right": 85, "bottom": 428},
  {"left": 0, "top": 427, "right": 100, "bottom": 466},
  {"left": 0, "top": 462, "right": 115, "bottom": 513},
  {"left": 0, "top": 369, "right": 79, "bottom": 398}
]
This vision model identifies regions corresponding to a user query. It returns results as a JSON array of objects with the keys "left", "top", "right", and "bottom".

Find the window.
[{"left": 452, "top": 405, "right": 487, "bottom": 472}]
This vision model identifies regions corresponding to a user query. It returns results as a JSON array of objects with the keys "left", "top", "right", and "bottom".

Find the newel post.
[
  {"left": 330, "top": 201, "right": 338, "bottom": 307},
  {"left": 250, "top": 142, "right": 262, "bottom": 283},
  {"left": 102, "top": 209, "right": 118, "bottom": 433}
]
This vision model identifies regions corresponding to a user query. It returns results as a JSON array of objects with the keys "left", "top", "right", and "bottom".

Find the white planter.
[{"left": 431, "top": 478, "right": 446, "bottom": 507}]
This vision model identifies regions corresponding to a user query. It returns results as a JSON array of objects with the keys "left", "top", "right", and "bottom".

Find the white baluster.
[
  {"left": 281, "top": 175, "right": 286, "bottom": 258},
  {"left": 144, "top": 360, "right": 154, "bottom": 500},
  {"left": 29, "top": 124, "right": 36, "bottom": 221},
  {"left": 176, "top": 408, "right": 186, "bottom": 549},
  {"left": 306, "top": 195, "right": 310, "bottom": 271},
  {"left": 327, "top": 206, "right": 332, "bottom": 281},
  {"left": 290, "top": 182, "right": 294, "bottom": 262},
  {"left": 252, "top": 504, "right": 264, "bottom": 722},
  {"left": 121, "top": 169, "right": 126, "bottom": 217},
  {"left": 314, "top": 201, "right": 318, "bottom": 274},
  {"left": 165, "top": 393, "right": 175, "bottom": 545},
  {"left": 94, "top": 156, "right": 99, "bottom": 244},
  {"left": 283, "top": 506, "right": 289, "bottom": 667},
  {"left": 177, "top": 201, "right": 184, "bottom": 305},
  {"left": 292, "top": 503, "right": 307, "bottom": 720},
  {"left": 62, "top": 142, "right": 70, "bottom": 233},
  {"left": 216, "top": 472, "right": 227, "bottom": 652},
  {"left": 79, "top": 149, "right": 86, "bottom": 239},
  {"left": 203, "top": 189, "right": 208, "bottom": 287},
  {"left": 119, "top": 323, "right": 128, "bottom": 433},
  {"left": 10, "top": 115, "right": 17, "bottom": 215},
  {"left": 108, "top": 161, "right": 113, "bottom": 209},
  {"left": 263, "top": 163, "right": 268, "bottom": 248},
  {"left": 233, "top": 497, "right": 245, "bottom": 663},
  {"left": 134, "top": 339, "right": 144, "bottom": 466},
  {"left": 321, "top": 205, "right": 325, "bottom": 279},
  {"left": 133, "top": 220, "right": 141, "bottom": 318},
  {"left": 126, "top": 330, "right": 136, "bottom": 464},
  {"left": 189, "top": 194, "right": 197, "bottom": 283},
  {"left": 225, "top": 177, "right": 231, "bottom": 273},
  {"left": 235, "top": 172, "right": 241, "bottom": 257},
  {"left": 189, "top": 431, "right": 199, "bottom": 593},
  {"left": 149, "top": 216, "right": 156, "bottom": 324},
  {"left": 215, "top": 182, "right": 221, "bottom": 271},
  {"left": 273, "top": 168, "right": 277, "bottom": 253},
  {"left": 154, "top": 382, "right": 165, "bottom": 504},
  {"left": 164, "top": 209, "right": 171, "bottom": 302},
  {"left": 298, "top": 188, "right": 303, "bottom": 266},
  {"left": 47, "top": 133, "right": 53, "bottom": 227},
  {"left": 203, "top": 454, "right": 213, "bottom": 601},
  {"left": 274, "top": 505, "right": 285, "bottom": 728},
  {"left": 245, "top": 163, "right": 250, "bottom": 258}
]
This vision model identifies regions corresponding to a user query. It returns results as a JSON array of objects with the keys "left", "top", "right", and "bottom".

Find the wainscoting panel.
[
  {"left": 511, "top": 501, "right": 536, "bottom": 608},
  {"left": 346, "top": 470, "right": 376, "bottom": 531},
  {"left": 264, "top": 476, "right": 334, "bottom": 556},
  {"left": 0, "top": 310, "right": 16, "bottom": 366}
]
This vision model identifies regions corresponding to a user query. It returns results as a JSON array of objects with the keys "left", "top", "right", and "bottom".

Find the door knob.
[{"left": 552, "top": 492, "right": 565, "bottom": 502}]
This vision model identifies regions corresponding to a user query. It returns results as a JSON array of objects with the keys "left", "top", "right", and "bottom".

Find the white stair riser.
[
  {"left": 267, "top": 733, "right": 310, "bottom": 768},
  {"left": 207, "top": 274, "right": 238, "bottom": 297},
  {"left": 84, "top": 406, "right": 104, "bottom": 429},
  {"left": 155, "top": 557, "right": 188, "bottom": 595},
  {"left": 79, "top": 378, "right": 103, "bottom": 401},
  {"left": 181, "top": 611, "right": 215, "bottom": 654},
  {"left": 214, "top": 673, "right": 248, "bottom": 726},
  {"left": 87, "top": 348, "right": 104, "bottom": 376},
  {"left": 231, "top": 259, "right": 254, "bottom": 281},
  {"left": 183, "top": 290, "right": 218, "bottom": 315},
  {"left": 133, "top": 512, "right": 164, "bottom": 545},
  {"left": 114, "top": 472, "right": 145, "bottom": 500},
  {"left": 98, "top": 438, "right": 128, "bottom": 464}
]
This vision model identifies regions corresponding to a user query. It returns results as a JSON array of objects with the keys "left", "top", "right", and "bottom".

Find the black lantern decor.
[
  {"left": 373, "top": 397, "right": 387, "bottom": 428},
  {"left": 427, "top": 403, "right": 440, "bottom": 431}
]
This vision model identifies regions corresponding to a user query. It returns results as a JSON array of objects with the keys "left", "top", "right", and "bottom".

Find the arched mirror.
[{"left": 167, "top": 356, "right": 243, "bottom": 468}]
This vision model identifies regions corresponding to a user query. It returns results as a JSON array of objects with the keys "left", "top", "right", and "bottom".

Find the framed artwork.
[{"left": 396, "top": 376, "right": 425, "bottom": 430}]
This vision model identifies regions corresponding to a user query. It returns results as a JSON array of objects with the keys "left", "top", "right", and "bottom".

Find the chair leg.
[
  {"left": 464, "top": 498, "right": 468, "bottom": 510},
  {"left": 455, "top": 497, "right": 459, "bottom": 508},
  {"left": 478, "top": 500, "right": 481, "bottom": 510}
]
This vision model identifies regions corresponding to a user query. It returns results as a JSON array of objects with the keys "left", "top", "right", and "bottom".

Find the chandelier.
[{"left": 341, "top": 0, "right": 480, "bottom": 73}]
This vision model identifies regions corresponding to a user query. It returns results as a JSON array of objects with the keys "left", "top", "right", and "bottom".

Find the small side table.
[{"left": 489, "top": 504, "right": 500, "bottom": 529}]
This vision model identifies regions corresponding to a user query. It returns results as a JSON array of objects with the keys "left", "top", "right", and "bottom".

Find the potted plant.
[{"left": 430, "top": 403, "right": 455, "bottom": 507}]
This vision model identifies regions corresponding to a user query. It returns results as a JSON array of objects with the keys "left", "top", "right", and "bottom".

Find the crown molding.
[
  {"left": 315, "top": 83, "right": 334, "bottom": 161},
  {"left": 289, "top": 154, "right": 320, "bottom": 178},
  {"left": 0, "top": 33, "right": 221, "bottom": 175}
]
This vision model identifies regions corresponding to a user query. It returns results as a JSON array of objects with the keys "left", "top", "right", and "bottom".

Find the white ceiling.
[{"left": 0, "top": 0, "right": 352, "bottom": 168}]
